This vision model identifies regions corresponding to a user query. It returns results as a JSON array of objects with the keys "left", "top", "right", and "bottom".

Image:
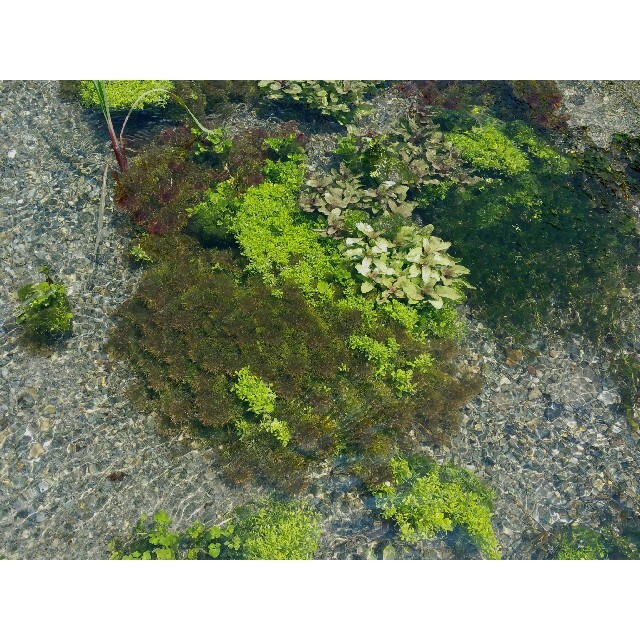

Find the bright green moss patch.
[
  {"left": 79, "top": 80, "right": 174, "bottom": 109},
  {"left": 504, "top": 121, "right": 571, "bottom": 173},
  {"left": 232, "top": 180, "right": 334, "bottom": 297},
  {"left": 446, "top": 124, "right": 529, "bottom": 175},
  {"left": 109, "top": 500, "right": 321, "bottom": 560},
  {"left": 232, "top": 367, "right": 277, "bottom": 416},
  {"left": 232, "top": 500, "right": 321, "bottom": 559},
  {"left": 232, "top": 367, "right": 291, "bottom": 446},
  {"left": 373, "top": 455, "right": 501, "bottom": 559},
  {"left": 15, "top": 267, "right": 72, "bottom": 342}
]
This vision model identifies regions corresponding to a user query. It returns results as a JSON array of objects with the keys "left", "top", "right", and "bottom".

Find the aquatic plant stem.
[
  {"left": 92, "top": 81, "right": 128, "bottom": 172},
  {"left": 94, "top": 158, "right": 109, "bottom": 260}
]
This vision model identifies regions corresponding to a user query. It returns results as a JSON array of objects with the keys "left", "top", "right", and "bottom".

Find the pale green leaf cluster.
[
  {"left": 300, "top": 165, "right": 417, "bottom": 237},
  {"left": 344, "top": 222, "right": 472, "bottom": 309},
  {"left": 191, "top": 126, "right": 232, "bottom": 157}
]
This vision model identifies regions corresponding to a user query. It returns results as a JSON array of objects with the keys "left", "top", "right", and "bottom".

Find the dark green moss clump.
[
  {"left": 108, "top": 135, "right": 479, "bottom": 491},
  {"left": 15, "top": 267, "right": 72, "bottom": 342},
  {"left": 423, "top": 111, "right": 640, "bottom": 350},
  {"left": 107, "top": 232, "right": 477, "bottom": 490},
  {"left": 551, "top": 525, "right": 640, "bottom": 560}
]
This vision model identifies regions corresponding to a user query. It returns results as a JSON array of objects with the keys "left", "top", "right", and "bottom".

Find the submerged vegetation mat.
[{"left": 5, "top": 80, "right": 639, "bottom": 560}]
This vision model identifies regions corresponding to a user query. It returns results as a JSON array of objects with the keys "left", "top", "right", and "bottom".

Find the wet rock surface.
[
  {"left": 558, "top": 80, "right": 640, "bottom": 149},
  {"left": 1, "top": 81, "right": 639, "bottom": 559}
]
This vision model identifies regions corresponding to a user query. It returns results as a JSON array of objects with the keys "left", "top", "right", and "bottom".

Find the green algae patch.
[
  {"left": 109, "top": 500, "right": 321, "bottom": 560},
  {"left": 447, "top": 124, "right": 529, "bottom": 175},
  {"left": 15, "top": 267, "right": 72, "bottom": 342},
  {"left": 79, "top": 80, "right": 174, "bottom": 109},
  {"left": 373, "top": 455, "right": 501, "bottom": 559}
]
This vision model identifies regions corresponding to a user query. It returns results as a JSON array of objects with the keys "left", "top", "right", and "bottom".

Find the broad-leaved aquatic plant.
[{"left": 344, "top": 222, "right": 472, "bottom": 308}]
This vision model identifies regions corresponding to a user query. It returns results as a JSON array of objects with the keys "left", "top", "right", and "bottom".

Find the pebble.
[
  {"left": 543, "top": 402, "right": 564, "bottom": 421},
  {"left": 28, "top": 443, "right": 44, "bottom": 459},
  {"left": 597, "top": 389, "right": 618, "bottom": 405},
  {"left": 528, "top": 388, "right": 542, "bottom": 400}
]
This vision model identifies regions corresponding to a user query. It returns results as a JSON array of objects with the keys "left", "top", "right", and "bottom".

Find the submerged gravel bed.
[{"left": 0, "top": 81, "right": 639, "bottom": 559}]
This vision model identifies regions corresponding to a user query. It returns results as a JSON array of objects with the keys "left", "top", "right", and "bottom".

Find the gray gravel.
[
  {"left": 558, "top": 80, "right": 640, "bottom": 148},
  {"left": 1, "top": 80, "right": 639, "bottom": 559}
]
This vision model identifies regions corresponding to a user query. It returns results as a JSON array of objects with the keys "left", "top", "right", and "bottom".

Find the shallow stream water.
[{"left": 1, "top": 80, "right": 639, "bottom": 559}]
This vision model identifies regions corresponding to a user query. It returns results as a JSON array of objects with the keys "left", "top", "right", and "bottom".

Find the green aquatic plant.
[
  {"left": 109, "top": 111, "right": 480, "bottom": 490},
  {"left": 186, "top": 178, "right": 238, "bottom": 246},
  {"left": 347, "top": 334, "right": 433, "bottom": 396},
  {"left": 232, "top": 367, "right": 291, "bottom": 446},
  {"left": 555, "top": 526, "right": 607, "bottom": 560},
  {"left": 425, "top": 133, "right": 640, "bottom": 341},
  {"left": 343, "top": 221, "right": 472, "bottom": 309},
  {"left": 108, "top": 500, "right": 321, "bottom": 560},
  {"left": 231, "top": 179, "right": 335, "bottom": 298},
  {"left": 231, "top": 500, "right": 321, "bottom": 560},
  {"left": 191, "top": 126, "right": 232, "bottom": 159},
  {"left": 373, "top": 455, "right": 501, "bottom": 559},
  {"left": 232, "top": 367, "right": 277, "bottom": 416},
  {"left": 446, "top": 124, "right": 529, "bottom": 175},
  {"left": 107, "top": 232, "right": 479, "bottom": 490},
  {"left": 114, "top": 130, "right": 222, "bottom": 234},
  {"left": 258, "top": 80, "right": 380, "bottom": 124},
  {"left": 129, "top": 243, "right": 154, "bottom": 265},
  {"left": 79, "top": 80, "right": 174, "bottom": 109},
  {"left": 552, "top": 525, "right": 640, "bottom": 560},
  {"left": 91, "top": 80, "right": 128, "bottom": 171},
  {"left": 89, "top": 80, "right": 234, "bottom": 174},
  {"left": 15, "top": 267, "right": 72, "bottom": 342},
  {"left": 301, "top": 113, "right": 478, "bottom": 236}
]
